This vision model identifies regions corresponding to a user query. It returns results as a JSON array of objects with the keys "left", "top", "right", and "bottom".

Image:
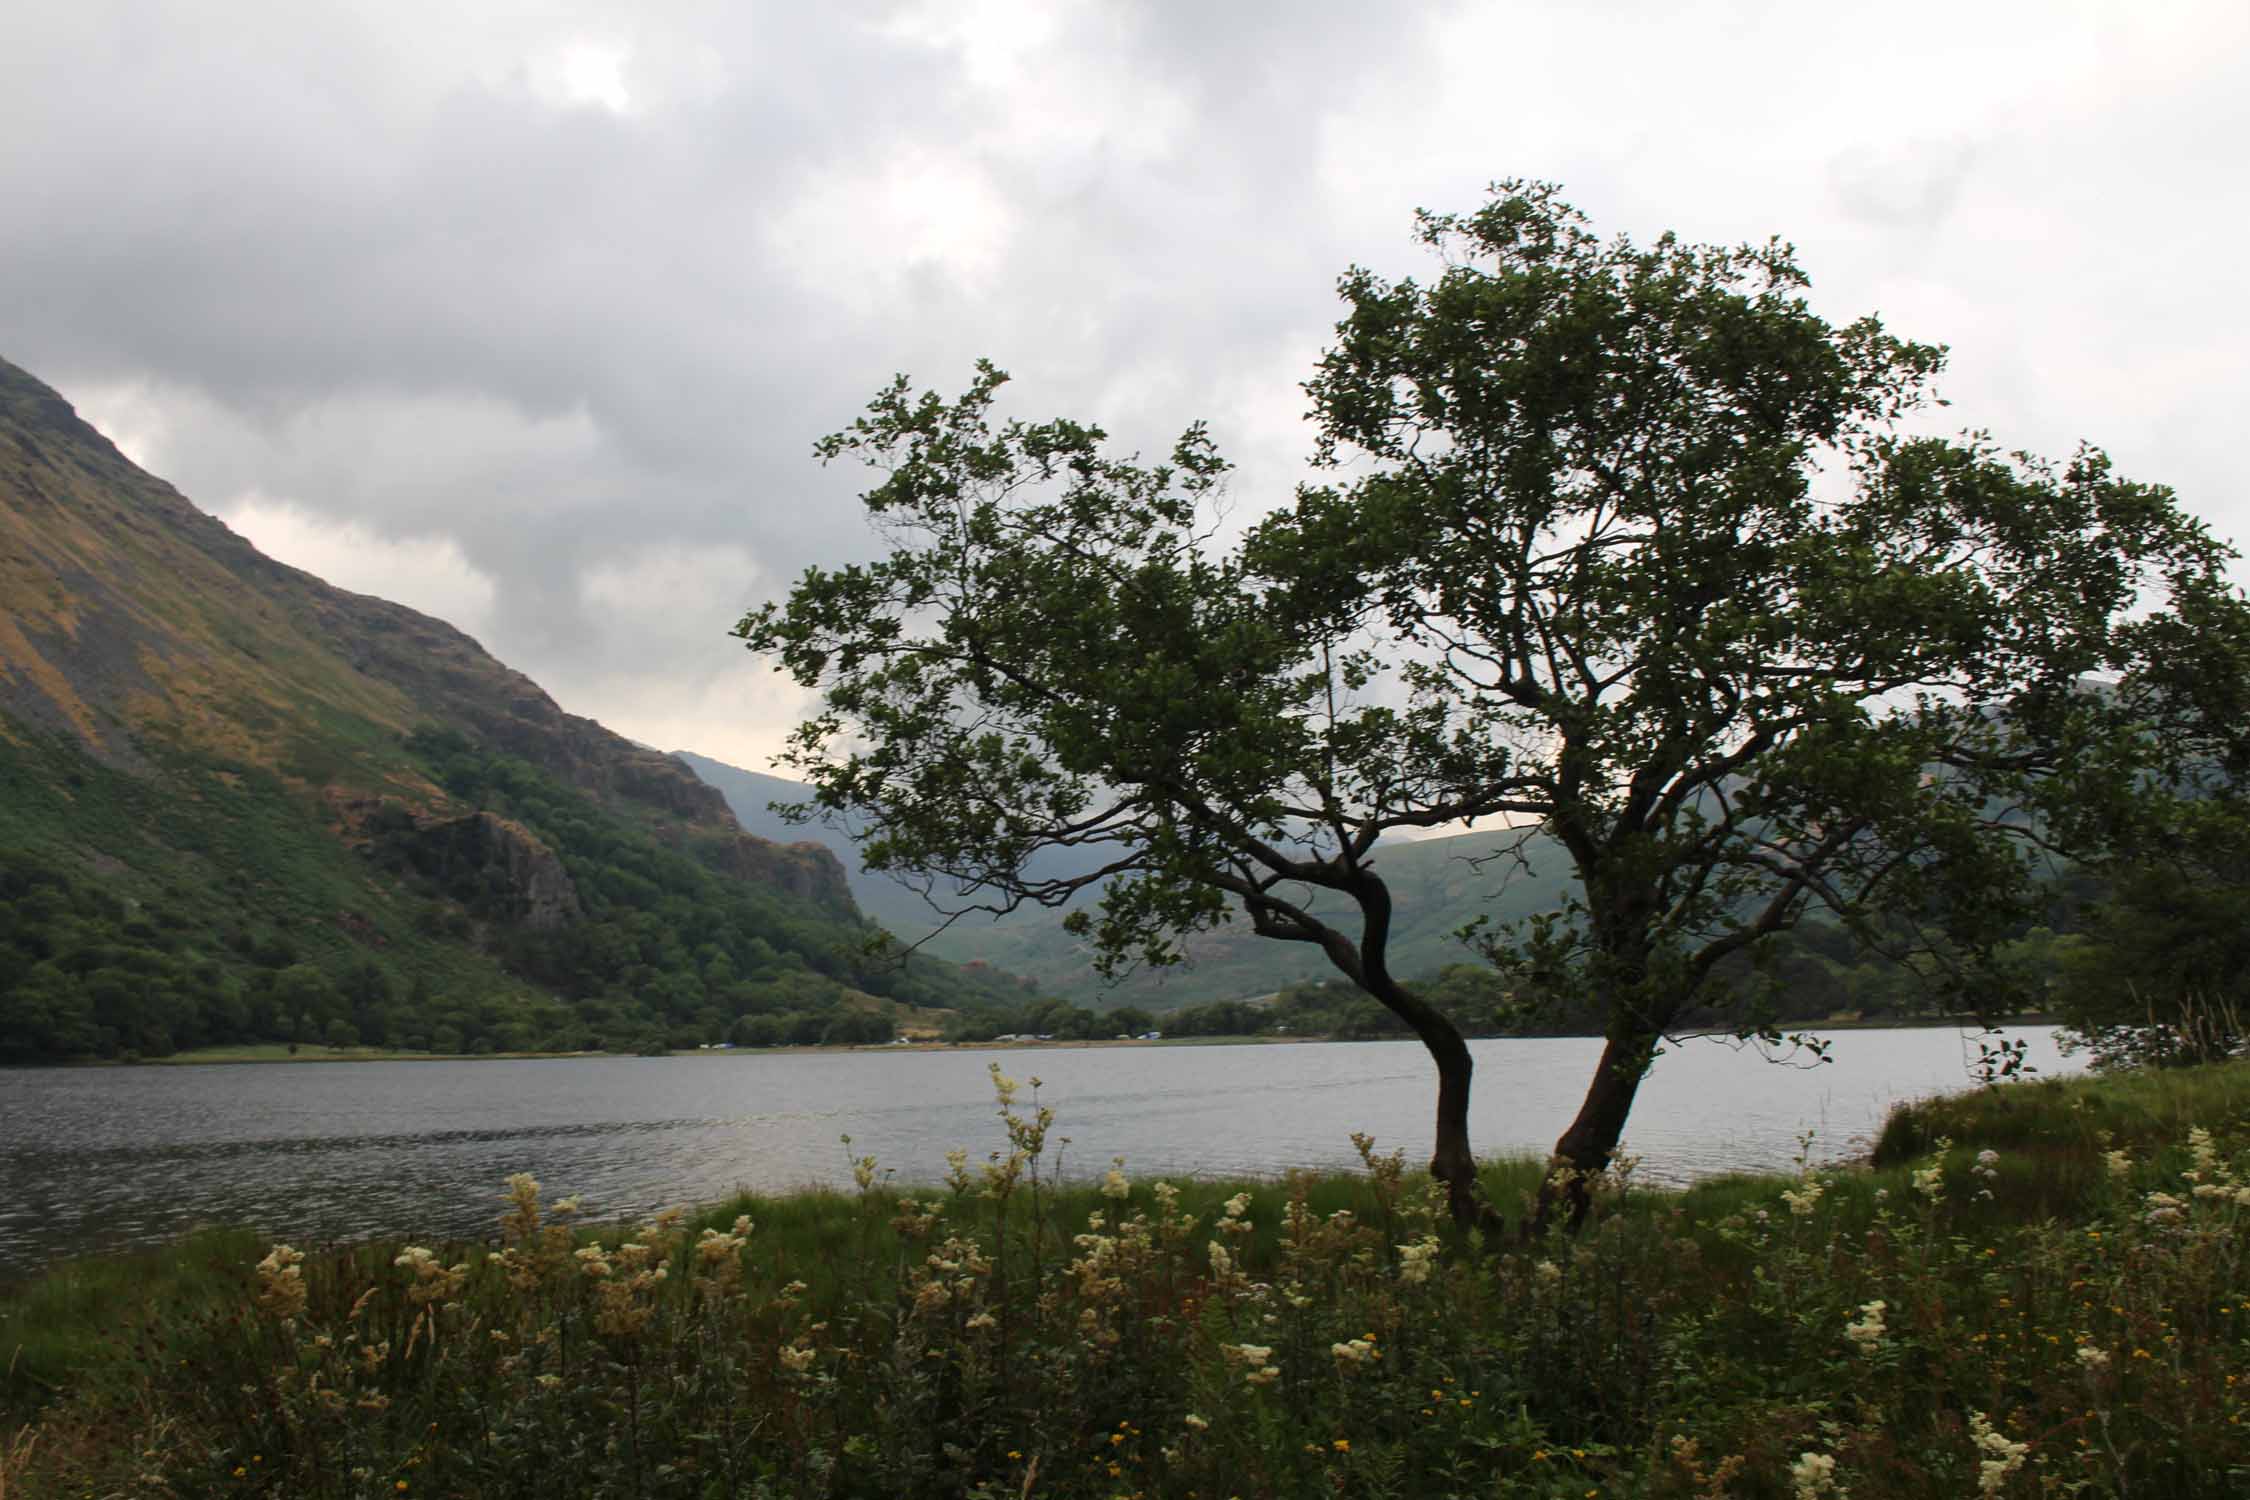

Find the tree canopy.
[{"left": 740, "top": 181, "right": 2250, "bottom": 1225}]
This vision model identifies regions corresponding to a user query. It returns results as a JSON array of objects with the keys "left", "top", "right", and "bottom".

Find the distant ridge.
[{"left": 672, "top": 746, "right": 1577, "bottom": 1009}]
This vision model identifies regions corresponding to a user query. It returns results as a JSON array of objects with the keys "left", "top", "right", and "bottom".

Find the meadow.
[{"left": 4, "top": 1060, "right": 2248, "bottom": 1498}]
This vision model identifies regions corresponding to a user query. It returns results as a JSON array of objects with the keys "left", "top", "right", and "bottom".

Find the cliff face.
[
  {"left": 0, "top": 354, "right": 853, "bottom": 922},
  {"left": 398, "top": 810, "right": 584, "bottom": 930}
]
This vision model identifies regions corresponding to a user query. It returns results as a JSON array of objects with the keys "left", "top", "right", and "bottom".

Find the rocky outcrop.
[
  {"left": 702, "top": 832, "right": 859, "bottom": 919},
  {"left": 390, "top": 809, "right": 583, "bottom": 930}
]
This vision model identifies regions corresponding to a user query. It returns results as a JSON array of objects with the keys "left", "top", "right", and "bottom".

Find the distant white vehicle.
[{"left": 1139, "top": 1031, "right": 1162, "bottom": 1041}]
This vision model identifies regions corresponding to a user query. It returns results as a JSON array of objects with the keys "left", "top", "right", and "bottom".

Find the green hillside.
[
  {"left": 675, "top": 748, "right": 1577, "bottom": 1008},
  {"left": 0, "top": 357, "right": 1018, "bottom": 1061}
]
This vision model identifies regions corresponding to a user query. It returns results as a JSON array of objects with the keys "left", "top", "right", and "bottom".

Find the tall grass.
[{"left": 6, "top": 1062, "right": 2250, "bottom": 1498}]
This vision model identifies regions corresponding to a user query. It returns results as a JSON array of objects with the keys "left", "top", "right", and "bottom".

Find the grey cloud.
[{"left": 4, "top": 0, "right": 2246, "bottom": 770}]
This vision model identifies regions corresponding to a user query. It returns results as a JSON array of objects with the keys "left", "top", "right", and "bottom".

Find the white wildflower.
[
  {"left": 1330, "top": 1338, "right": 1375, "bottom": 1369},
  {"left": 1790, "top": 1449, "right": 1842, "bottom": 1500},
  {"left": 1844, "top": 1299, "right": 1888, "bottom": 1354},
  {"left": 1781, "top": 1177, "right": 1826, "bottom": 1217},
  {"left": 1968, "top": 1410, "right": 2028, "bottom": 1495}
]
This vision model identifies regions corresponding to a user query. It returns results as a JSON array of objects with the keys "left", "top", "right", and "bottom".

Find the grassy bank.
[{"left": 6, "top": 1062, "right": 2250, "bottom": 1498}]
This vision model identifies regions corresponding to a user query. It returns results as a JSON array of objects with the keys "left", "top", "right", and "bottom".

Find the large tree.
[{"left": 740, "top": 183, "right": 2246, "bottom": 1226}]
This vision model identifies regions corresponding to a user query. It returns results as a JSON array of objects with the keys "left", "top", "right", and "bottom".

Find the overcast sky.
[{"left": 6, "top": 1, "right": 2245, "bottom": 771}]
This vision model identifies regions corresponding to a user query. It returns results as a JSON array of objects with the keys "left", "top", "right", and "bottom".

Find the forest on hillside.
[{"left": 0, "top": 728, "right": 1020, "bottom": 1062}]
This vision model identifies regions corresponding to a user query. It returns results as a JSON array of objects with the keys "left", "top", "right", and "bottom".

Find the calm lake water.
[{"left": 0, "top": 1028, "right": 2078, "bottom": 1277}]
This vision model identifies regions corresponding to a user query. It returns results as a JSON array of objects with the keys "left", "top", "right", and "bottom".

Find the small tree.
[
  {"left": 740, "top": 183, "right": 2246, "bottom": 1226},
  {"left": 2055, "top": 803, "right": 2250, "bottom": 1069}
]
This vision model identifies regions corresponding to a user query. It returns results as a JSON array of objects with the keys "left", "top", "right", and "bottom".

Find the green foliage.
[
  {"left": 399, "top": 729, "right": 1011, "bottom": 1044},
  {"left": 0, "top": 729, "right": 551, "bottom": 1062},
  {"left": 2047, "top": 803, "right": 2250, "bottom": 1070},
  {"left": 1267, "top": 182, "right": 2237, "bottom": 1044},
  {"left": 742, "top": 182, "right": 2250, "bottom": 1199},
  {"left": 0, "top": 722, "right": 1011, "bottom": 1063}
]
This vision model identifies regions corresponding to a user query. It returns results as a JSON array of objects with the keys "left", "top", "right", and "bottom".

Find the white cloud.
[
  {"left": 217, "top": 496, "right": 500, "bottom": 639},
  {"left": 531, "top": 40, "right": 636, "bottom": 114}
]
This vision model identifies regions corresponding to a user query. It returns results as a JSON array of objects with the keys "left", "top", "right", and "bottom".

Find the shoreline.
[{"left": 22, "top": 1014, "right": 2059, "bottom": 1069}]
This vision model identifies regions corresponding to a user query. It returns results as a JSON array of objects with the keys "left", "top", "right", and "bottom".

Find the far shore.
[{"left": 32, "top": 1014, "right": 2057, "bottom": 1068}]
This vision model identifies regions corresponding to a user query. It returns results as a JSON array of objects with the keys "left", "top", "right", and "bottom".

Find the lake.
[{"left": 0, "top": 1027, "right": 2079, "bottom": 1277}]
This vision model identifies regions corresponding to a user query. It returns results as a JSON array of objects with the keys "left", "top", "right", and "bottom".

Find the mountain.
[
  {"left": 0, "top": 356, "right": 1016, "bottom": 1061},
  {"left": 673, "top": 748, "right": 1577, "bottom": 1009}
]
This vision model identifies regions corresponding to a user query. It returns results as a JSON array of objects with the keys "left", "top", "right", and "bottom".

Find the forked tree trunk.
[
  {"left": 1534, "top": 1028, "right": 1660, "bottom": 1234},
  {"left": 1356, "top": 972, "right": 1499, "bottom": 1229},
  {"left": 1342, "top": 877, "right": 1500, "bottom": 1230}
]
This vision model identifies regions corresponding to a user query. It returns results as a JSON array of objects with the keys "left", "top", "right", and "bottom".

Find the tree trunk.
[
  {"left": 1338, "top": 871, "right": 1501, "bottom": 1231},
  {"left": 1533, "top": 1029, "right": 1659, "bottom": 1234},
  {"left": 1420, "top": 1014, "right": 1490, "bottom": 1229},
  {"left": 1357, "top": 974, "right": 1500, "bottom": 1230}
]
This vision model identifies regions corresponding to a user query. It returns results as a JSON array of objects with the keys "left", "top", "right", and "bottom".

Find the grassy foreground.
[{"left": 6, "top": 1064, "right": 2250, "bottom": 1498}]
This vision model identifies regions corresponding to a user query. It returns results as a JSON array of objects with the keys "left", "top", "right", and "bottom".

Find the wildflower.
[
  {"left": 1790, "top": 1452, "right": 1840, "bottom": 1500},
  {"left": 841, "top": 1135, "right": 879, "bottom": 1192},
  {"left": 1330, "top": 1338, "right": 1376, "bottom": 1369},
  {"left": 1534, "top": 1260, "right": 1562, "bottom": 1285},
  {"left": 1844, "top": 1299, "right": 1888, "bottom": 1354},
  {"left": 965, "top": 1311, "right": 997, "bottom": 1331},
  {"left": 1101, "top": 1160, "right": 1132, "bottom": 1200},
  {"left": 989, "top": 1063, "right": 1019, "bottom": 1108},
  {"left": 2144, "top": 1191, "right": 2187, "bottom": 1226},
  {"left": 778, "top": 1343, "right": 817, "bottom": 1372},
  {"left": 573, "top": 1245, "right": 614, "bottom": 1279},
  {"left": 2186, "top": 1125, "right": 2218, "bottom": 1180},
  {"left": 1780, "top": 1177, "right": 1825, "bottom": 1217},
  {"left": 2076, "top": 1346, "right": 2110, "bottom": 1370},
  {"left": 1183, "top": 1414, "right": 1208, "bottom": 1432},
  {"left": 536, "top": 1374, "right": 562, "bottom": 1390},
  {"left": 254, "top": 1244, "right": 308, "bottom": 1320},
  {"left": 1398, "top": 1235, "right": 1441, "bottom": 1284},
  {"left": 2104, "top": 1149, "right": 2132, "bottom": 1179},
  {"left": 1332, "top": 1439, "right": 1350, "bottom": 1453},
  {"left": 1968, "top": 1410, "right": 2028, "bottom": 1495},
  {"left": 695, "top": 1226, "right": 746, "bottom": 1265}
]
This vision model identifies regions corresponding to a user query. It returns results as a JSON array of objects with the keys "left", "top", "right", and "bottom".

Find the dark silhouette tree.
[{"left": 740, "top": 182, "right": 2248, "bottom": 1227}]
